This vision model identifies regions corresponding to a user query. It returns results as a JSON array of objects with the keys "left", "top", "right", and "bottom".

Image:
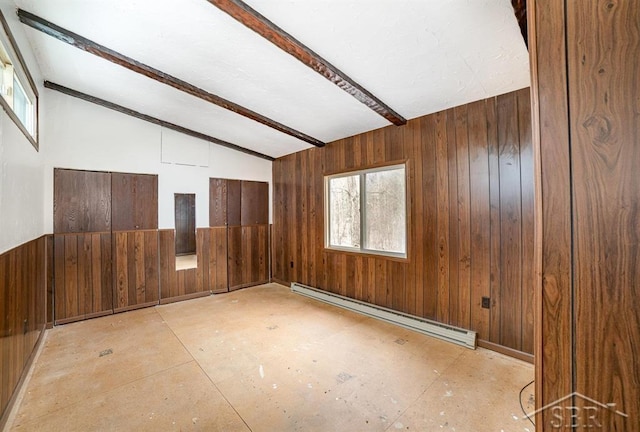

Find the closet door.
[
  {"left": 53, "top": 169, "right": 113, "bottom": 324},
  {"left": 111, "top": 173, "right": 159, "bottom": 312}
]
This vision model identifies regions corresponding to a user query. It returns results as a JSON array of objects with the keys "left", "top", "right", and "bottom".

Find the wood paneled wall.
[
  {"left": 53, "top": 169, "right": 160, "bottom": 322},
  {"left": 199, "top": 227, "right": 228, "bottom": 294},
  {"left": 0, "top": 236, "right": 47, "bottom": 427},
  {"left": 228, "top": 225, "right": 269, "bottom": 291},
  {"left": 531, "top": 0, "right": 640, "bottom": 429},
  {"left": 113, "top": 230, "right": 159, "bottom": 312},
  {"left": 53, "top": 232, "right": 113, "bottom": 324},
  {"left": 159, "top": 229, "right": 225, "bottom": 303},
  {"left": 272, "top": 88, "right": 534, "bottom": 354}
]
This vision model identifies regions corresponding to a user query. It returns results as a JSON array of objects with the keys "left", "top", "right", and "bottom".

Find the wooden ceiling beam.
[
  {"left": 18, "top": 9, "right": 325, "bottom": 148},
  {"left": 207, "top": 0, "right": 407, "bottom": 126},
  {"left": 44, "top": 81, "right": 275, "bottom": 161}
]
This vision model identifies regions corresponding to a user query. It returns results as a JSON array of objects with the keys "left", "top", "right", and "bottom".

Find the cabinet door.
[
  {"left": 227, "top": 179, "right": 242, "bottom": 226},
  {"left": 240, "top": 181, "right": 269, "bottom": 225},
  {"left": 54, "top": 169, "right": 111, "bottom": 234},
  {"left": 209, "top": 178, "right": 227, "bottom": 227},
  {"left": 111, "top": 173, "right": 158, "bottom": 231}
]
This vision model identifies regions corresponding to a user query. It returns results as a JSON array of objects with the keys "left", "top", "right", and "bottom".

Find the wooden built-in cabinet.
[
  {"left": 208, "top": 178, "right": 269, "bottom": 291},
  {"left": 53, "top": 168, "right": 159, "bottom": 323},
  {"left": 53, "top": 169, "right": 114, "bottom": 323}
]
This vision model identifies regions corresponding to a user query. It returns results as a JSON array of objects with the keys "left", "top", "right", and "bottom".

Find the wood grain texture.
[
  {"left": 240, "top": 181, "right": 269, "bottom": 225},
  {"left": 228, "top": 225, "right": 270, "bottom": 291},
  {"left": 209, "top": 178, "right": 228, "bottom": 227},
  {"left": 54, "top": 168, "right": 111, "bottom": 234},
  {"left": 227, "top": 180, "right": 242, "bottom": 227},
  {"left": 112, "top": 230, "right": 159, "bottom": 312},
  {"left": 272, "top": 89, "right": 535, "bottom": 354},
  {"left": 111, "top": 173, "right": 158, "bottom": 231},
  {"left": 529, "top": 0, "right": 575, "bottom": 426},
  {"left": 0, "top": 237, "right": 47, "bottom": 425},
  {"left": 158, "top": 229, "right": 215, "bottom": 303},
  {"left": 567, "top": 0, "right": 640, "bottom": 429},
  {"left": 174, "top": 193, "right": 196, "bottom": 255},
  {"left": 53, "top": 233, "right": 113, "bottom": 324}
]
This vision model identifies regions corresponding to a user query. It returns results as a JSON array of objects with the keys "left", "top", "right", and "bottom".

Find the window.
[
  {"left": 325, "top": 163, "right": 407, "bottom": 258},
  {"left": 0, "top": 11, "right": 38, "bottom": 148}
]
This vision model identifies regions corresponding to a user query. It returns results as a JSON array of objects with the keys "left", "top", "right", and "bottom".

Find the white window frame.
[
  {"left": 0, "top": 11, "right": 38, "bottom": 150},
  {"left": 325, "top": 163, "right": 408, "bottom": 259}
]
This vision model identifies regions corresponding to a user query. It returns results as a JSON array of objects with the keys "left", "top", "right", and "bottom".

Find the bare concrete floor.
[{"left": 8, "top": 283, "right": 535, "bottom": 431}]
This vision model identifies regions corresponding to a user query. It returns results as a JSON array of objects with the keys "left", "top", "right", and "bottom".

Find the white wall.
[
  {"left": 0, "top": 4, "right": 45, "bottom": 254},
  {"left": 42, "top": 90, "right": 273, "bottom": 231}
]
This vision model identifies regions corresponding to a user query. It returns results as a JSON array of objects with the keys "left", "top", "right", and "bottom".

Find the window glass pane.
[
  {"left": 13, "top": 75, "right": 32, "bottom": 133},
  {"left": 364, "top": 167, "right": 406, "bottom": 253},
  {"left": 329, "top": 175, "right": 360, "bottom": 248}
]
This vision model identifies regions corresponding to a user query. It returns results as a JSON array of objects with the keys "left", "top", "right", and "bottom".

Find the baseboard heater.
[{"left": 291, "top": 282, "right": 477, "bottom": 349}]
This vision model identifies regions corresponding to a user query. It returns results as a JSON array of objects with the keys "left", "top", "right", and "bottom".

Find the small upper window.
[
  {"left": 325, "top": 163, "right": 407, "bottom": 258},
  {"left": 0, "top": 12, "right": 38, "bottom": 149}
]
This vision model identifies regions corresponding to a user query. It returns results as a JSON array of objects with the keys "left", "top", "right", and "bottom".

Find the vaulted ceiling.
[{"left": 14, "top": 0, "right": 530, "bottom": 159}]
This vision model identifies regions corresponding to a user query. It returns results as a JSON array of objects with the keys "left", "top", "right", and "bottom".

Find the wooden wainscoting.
[
  {"left": 228, "top": 225, "right": 269, "bottom": 291},
  {"left": 199, "top": 227, "right": 228, "bottom": 294},
  {"left": 53, "top": 232, "right": 113, "bottom": 324},
  {"left": 273, "top": 88, "right": 534, "bottom": 355},
  {"left": 113, "top": 230, "right": 159, "bottom": 312},
  {"left": 0, "top": 236, "right": 47, "bottom": 427},
  {"left": 159, "top": 229, "right": 215, "bottom": 303}
]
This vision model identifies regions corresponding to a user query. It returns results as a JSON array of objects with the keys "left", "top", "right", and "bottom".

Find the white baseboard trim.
[{"left": 291, "top": 282, "right": 476, "bottom": 349}]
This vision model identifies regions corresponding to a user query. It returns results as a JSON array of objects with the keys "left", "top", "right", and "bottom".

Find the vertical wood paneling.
[
  {"left": 113, "top": 230, "right": 158, "bottom": 312},
  {"left": 468, "top": 99, "right": 491, "bottom": 340},
  {"left": 529, "top": 0, "right": 574, "bottom": 424},
  {"left": 497, "top": 92, "right": 523, "bottom": 350},
  {"left": 517, "top": 88, "right": 535, "bottom": 355},
  {"left": 435, "top": 110, "right": 450, "bottom": 324},
  {"left": 421, "top": 115, "right": 438, "bottom": 320},
  {"left": 53, "top": 233, "right": 113, "bottom": 323},
  {"left": 454, "top": 104, "right": 471, "bottom": 329},
  {"left": 272, "top": 88, "right": 535, "bottom": 356},
  {"left": 240, "top": 181, "right": 269, "bottom": 225},
  {"left": 159, "top": 229, "right": 216, "bottom": 303},
  {"left": 0, "top": 237, "right": 49, "bottom": 425},
  {"left": 227, "top": 226, "right": 243, "bottom": 290},
  {"left": 568, "top": 0, "right": 640, "bottom": 428}
]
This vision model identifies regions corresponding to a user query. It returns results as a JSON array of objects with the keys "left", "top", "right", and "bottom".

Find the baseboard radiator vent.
[{"left": 291, "top": 282, "right": 477, "bottom": 349}]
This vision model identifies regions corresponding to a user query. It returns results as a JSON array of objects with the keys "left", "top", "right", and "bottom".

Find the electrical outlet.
[{"left": 481, "top": 296, "right": 491, "bottom": 309}]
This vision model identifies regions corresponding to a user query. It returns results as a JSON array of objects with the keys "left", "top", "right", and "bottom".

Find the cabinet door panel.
[
  {"left": 112, "top": 173, "right": 158, "bottom": 231},
  {"left": 241, "top": 181, "right": 269, "bottom": 225},
  {"left": 54, "top": 169, "right": 111, "bottom": 234},
  {"left": 227, "top": 180, "right": 242, "bottom": 226},
  {"left": 209, "top": 178, "right": 228, "bottom": 227}
]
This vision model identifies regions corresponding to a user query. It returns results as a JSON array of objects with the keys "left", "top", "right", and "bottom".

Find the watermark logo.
[{"left": 524, "top": 392, "right": 628, "bottom": 429}]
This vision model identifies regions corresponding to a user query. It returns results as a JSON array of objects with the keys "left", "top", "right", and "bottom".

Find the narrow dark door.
[{"left": 175, "top": 194, "right": 196, "bottom": 256}]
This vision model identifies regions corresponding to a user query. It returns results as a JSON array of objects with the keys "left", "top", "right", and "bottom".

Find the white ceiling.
[{"left": 13, "top": 0, "right": 530, "bottom": 159}]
